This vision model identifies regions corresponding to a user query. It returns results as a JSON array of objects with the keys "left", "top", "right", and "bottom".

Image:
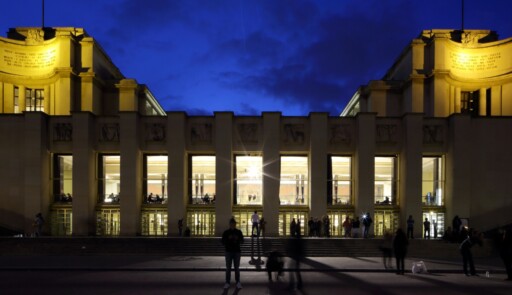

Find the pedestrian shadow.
[{"left": 406, "top": 273, "right": 504, "bottom": 295}]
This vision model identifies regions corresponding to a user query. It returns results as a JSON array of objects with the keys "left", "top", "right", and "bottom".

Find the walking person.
[
  {"left": 393, "top": 228, "right": 408, "bottom": 275},
  {"left": 286, "top": 235, "right": 304, "bottom": 290},
  {"left": 33, "top": 213, "right": 44, "bottom": 237},
  {"left": 222, "top": 218, "right": 244, "bottom": 289},
  {"left": 342, "top": 216, "right": 352, "bottom": 238},
  {"left": 251, "top": 210, "right": 260, "bottom": 237},
  {"left": 423, "top": 218, "right": 431, "bottom": 239},
  {"left": 290, "top": 218, "right": 297, "bottom": 237},
  {"left": 406, "top": 215, "right": 414, "bottom": 239},
  {"left": 380, "top": 231, "right": 393, "bottom": 269}
]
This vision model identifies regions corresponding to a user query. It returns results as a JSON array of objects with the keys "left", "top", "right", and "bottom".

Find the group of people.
[
  {"left": 405, "top": 215, "right": 438, "bottom": 239},
  {"left": 251, "top": 211, "right": 266, "bottom": 237},
  {"left": 307, "top": 216, "right": 331, "bottom": 237},
  {"left": 337, "top": 213, "right": 372, "bottom": 238},
  {"left": 145, "top": 193, "right": 165, "bottom": 204},
  {"left": 56, "top": 193, "right": 72, "bottom": 202}
]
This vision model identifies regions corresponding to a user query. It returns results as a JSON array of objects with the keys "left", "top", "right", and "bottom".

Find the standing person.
[
  {"left": 290, "top": 218, "right": 297, "bottom": 237},
  {"left": 452, "top": 215, "right": 462, "bottom": 240},
  {"left": 308, "top": 217, "right": 314, "bottom": 237},
  {"left": 406, "top": 215, "right": 414, "bottom": 239},
  {"left": 393, "top": 228, "right": 408, "bottom": 275},
  {"left": 295, "top": 219, "right": 301, "bottom": 237},
  {"left": 342, "top": 216, "right": 352, "bottom": 238},
  {"left": 362, "top": 213, "right": 372, "bottom": 238},
  {"left": 323, "top": 215, "right": 330, "bottom": 238},
  {"left": 433, "top": 220, "right": 438, "bottom": 239},
  {"left": 222, "top": 218, "right": 244, "bottom": 289},
  {"left": 423, "top": 218, "right": 431, "bottom": 239},
  {"left": 380, "top": 231, "right": 393, "bottom": 269},
  {"left": 251, "top": 210, "right": 260, "bottom": 237},
  {"left": 459, "top": 229, "right": 482, "bottom": 276},
  {"left": 177, "top": 218, "right": 183, "bottom": 237},
  {"left": 352, "top": 217, "right": 360, "bottom": 238},
  {"left": 286, "top": 235, "right": 304, "bottom": 290},
  {"left": 33, "top": 213, "right": 44, "bottom": 237}
]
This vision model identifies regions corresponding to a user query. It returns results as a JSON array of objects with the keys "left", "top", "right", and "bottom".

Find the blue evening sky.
[{"left": 1, "top": 0, "right": 512, "bottom": 115}]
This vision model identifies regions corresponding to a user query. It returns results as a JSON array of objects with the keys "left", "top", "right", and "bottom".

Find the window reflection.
[
  {"left": 99, "top": 155, "right": 120, "bottom": 203},
  {"left": 422, "top": 157, "right": 444, "bottom": 206},
  {"left": 191, "top": 156, "right": 216, "bottom": 204},
  {"left": 280, "top": 156, "right": 308, "bottom": 205},
  {"left": 330, "top": 156, "right": 351, "bottom": 205},
  {"left": 375, "top": 156, "right": 397, "bottom": 205},
  {"left": 144, "top": 155, "right": 168, "bottom": 204},
  {"left": 235, "top": 156, "right": 262, "bottom": 205}
]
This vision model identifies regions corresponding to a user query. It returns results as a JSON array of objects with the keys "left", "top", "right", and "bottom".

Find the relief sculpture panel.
[
  {"left": 237, "top": 123, "right": 258, "bottom": 144},
  {"left": 283, "top": 124, "right": 305, "bottom": 145},
  {"left": 53, "top": 123, "right": 72, "bottom": 142},
  {"left": 100, "top": 123, "right": 120, "bottom": 142},
  {"left": 145, "top": 123, "right": 166, "bottom": 142},
  {"left": 329, "top": 124, "right": 351, "bottom": 145},
  {"left": 423, "top": 125, "right": 444, "bottom": 144},
  {"left": 191, "top": 123, "right": 213, "bottom": 145}
]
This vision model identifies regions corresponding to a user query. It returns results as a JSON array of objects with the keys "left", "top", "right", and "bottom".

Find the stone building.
[{"left": 1, "top": 27, "right": 511, "bottom": 237}]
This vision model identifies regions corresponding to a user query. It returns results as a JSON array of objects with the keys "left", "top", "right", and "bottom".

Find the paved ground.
[{"left": 0, "top": 254, "right": 509, "bottom": 294}]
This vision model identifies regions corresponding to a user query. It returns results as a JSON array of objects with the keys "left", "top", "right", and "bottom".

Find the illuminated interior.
[
  {"left": 141, "top": 209, "right": 168, "bottom": 236},
  {"left": 422, "top": 211, "right": 445, "bottom": 238},
  {"left": 374, "top": 210, "right": 399, "bottom": 236},
  {"left": 235, "top": 155, "right": 262, "bottom": 205},
  {"left": 278, "top": 211, "right": 308, "bottom": 236},
  {"left": 190, "top": 155, "right": 216, "bottom": 204},
  {"left": 374, "top": 157, "right": 397, "bottom": 205},
  {"left": 52, "top": 155, "right": 73, "bottom": 202},
  {"left": 422, "top": 157, "right": 444, "bottom": 206},
  {"left": 100, "top": 155, "right": 121, "bottom": 203},
  {"left": 187, "top": 209, "right": 216, "bottom": 236},
  {"left": 144, "top": 155, "right": 168, "bottom": 204},
  {"left": 279, "top": 156, "right": 308, "bottom": 205},
  {"left": 51, "top": 208, "right": 72, "bottom": 236},
  {"left": 331, "top": 156, "right": 351, "bottom": 205},
  {"left": 96, "top": 209, "right": 120, "bottom": 236}
]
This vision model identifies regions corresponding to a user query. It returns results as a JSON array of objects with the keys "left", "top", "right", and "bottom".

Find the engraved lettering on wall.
[
  {"left": 329, "top": 124, "right": 351, "bottom": 145},
  {"left": 237, "top": 123, "right": 258, "bottom": 144},
  {"left": 191, "top": 123, "right": 212, "bottom": 144},
  {"left": 283, "top": 124, "right": 305, "bottom": 144},
  {"left": 423, "top": 125, "right": 443, "bottom": 144},
  {"left": 376, "top": 124, "right": 397, "bottom": 143},
  {"left": 100, "top": 123, "right": 120, "bottom": 142},
  {"left": 53, "top": 123, "right": 72, "bottom": 142},
  {"left": 145, "top": 123, "right": 166, "bottom": 142}
]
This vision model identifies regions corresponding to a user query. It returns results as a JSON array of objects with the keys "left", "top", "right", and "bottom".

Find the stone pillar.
[
  {"left": 399, "top": 114, "right": 423, "bottom": 236},
  {"left": 167, "top": 112, "right": 187, "bottom": 236},
  {"left": 449, "top": 86, "right": 455, "bottom": 114},
  {"left": 262, "top": 112, "right": 281, "bottom": 236},
  {"left": 354, "top": 113, "right": 375, "bottom": 236},
  {"left": 215, "top": 112, "right": 233, "bottom": 235},
  {"left": 479, "top": 88, "right": 487, "bottom": 116},
  {"left": 455, "top": 87, "right": 461, "bottom": 113},
  {"left": 72, "top": 112, "right": 96, "bottom": 235},
  {"left": 119, "top": 112, "right": 142, "bottom": 236},
  {"left": 23, "top": 112, "right": 50, "bottom": 234},
  {"left": 117, "top": 79, "right": 139, "bottom": 112},
  {"left": 309, "top": 113, "right": 328, "bottom": 219},
  {"left": 446, "top": 114, "right": 471, "bottom": 226}
]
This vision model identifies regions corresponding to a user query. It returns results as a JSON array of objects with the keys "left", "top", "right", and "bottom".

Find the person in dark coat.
[
  {"left": 222, "top": 218, "right": 244, "bottom": 289},
  {"left": 497, "top": 227, "right": 512, "bottom": 280},
  {"left": 393, "top": 228, "right": 408, "bottom": 275},
  {"left": 286, "top": 235, "right": 304, "bottom": 290},
  {"left": 459, "top": 229, "right": 482, "bottom": 276}
]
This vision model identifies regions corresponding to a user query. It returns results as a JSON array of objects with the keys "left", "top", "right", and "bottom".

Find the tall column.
[
  {"left": 455, "top": 87, "right": 461, "bottom": 113},
  {"left": 354, "top": 113, "right": 375, "bottom": 235},
  {"left": 215, "top": 112, "right": 233, "bottom": 235},
  {"left": 449, "top": 86, "right": 455, "bottom": 114},
  {"left": 23, "top": 112, "right": 50, "bottom": 234},
  {"left": 446, "top": 114, "right": 471, "bottom": 226},
  {"left": 167, "top": 112, "right": 187, "bottom": 236},
  {"left": 479, "top": 88, "right": 487, "bottom": 116},
  {"left": 491, "top": 86, "right": 502, "bottom": 116},
  {"left": 262, "top": 112, "right": 281, "bottom": 236},
  {"left": 399, "top": 114, "right": 423, "bottom": 236},
  {"left": 309, "top": 113, "right": 328, "bottom": 219},
  {"left": 72, "top": 112, "right": 96, "bottom": 235},
  {"left": 120, "top": 112, "right": 142, "bottom": 236}
]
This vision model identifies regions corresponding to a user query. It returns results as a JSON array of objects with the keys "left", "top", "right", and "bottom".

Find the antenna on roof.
[
  {"left": 43, "top": 0, "right": 45, "bottom": 29},
  {"left": 461, "top": 0, "right": 464, "bottom": 31}
]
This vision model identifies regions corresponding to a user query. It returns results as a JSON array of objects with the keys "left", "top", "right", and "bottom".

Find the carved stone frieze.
[
  {"left": 191, "top": 123, "right": 213, "bottom": 144},
  {"left": 329, "top": 124, "right": 351, "bottom": 145},
  {"left": 53, "top": 123, "right": 72, "bottom": 142},
  {"left": 283, "top": 124, "right": 305, "bottom": 145},
  {"left": 145, "top": 123, "right": 166, "bottom": 142},
  {"left": 423, "top": 125, "right": 444, "bottom": 144},
  {"left": 376, "top": 124, "right": 397, "bottom": 144},
  {"left": 100, "top": 123, "right": 120, "bottom": 142},
  {"left": 237, "top": 123, "right": 258, "bottom": 144}
]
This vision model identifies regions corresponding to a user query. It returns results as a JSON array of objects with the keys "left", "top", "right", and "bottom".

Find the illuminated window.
[
  {"left": 329, "top": 156, "right": 351, "bottom": 205},
  {"left": 278, "top": 210, "right": 308, "bottom": 236},
  {"left": 141, "top": 209, "right": 168, "bottom": 236},
  {"left": 52, "top": 155, "right": 73, "bottom": 203},
  {"left": 96, "top": 209, "right": 120, "bottom": 236},
  {"left": 98, "top": 155, "right": 120, "bottom": 203},
  {"left": 190, "top": 156, "right": 216, "bottom": 204},
  {"left": 187, "top": 209, "right": 216, "bottom": 236},
  {"left": 374, "top": 210, "right": 399, "bottom": 237},
  {"left": 51, "top": 208, "right": 72, "bottom": 236},
  {"left": 422, "top": 157, "right": 444, "bottom": 206},
  {"left": 235, "top": 155, "right": 262, "bottom": 205},
  {"left": 280, "top": 156, "right": 308, "bottom": 205},
  {"left": 375, "top": 156, "right": 398, "bottom": 205},
  {"left": 144, "top": 155, "right": 168, "bottom": 204},
  {"left": 14, "top": 86, "right": 20, "bottom": 113},
  {"left": 25, "top": 88, "right": 44, "bottom": 112},
  {"left": 422, "top": 211, "right": 445, "bottom": 239}
]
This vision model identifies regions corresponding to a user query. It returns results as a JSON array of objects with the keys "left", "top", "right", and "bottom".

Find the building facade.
[{"left": 1, "top": 28, "right": 512, "bottom": 237}]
